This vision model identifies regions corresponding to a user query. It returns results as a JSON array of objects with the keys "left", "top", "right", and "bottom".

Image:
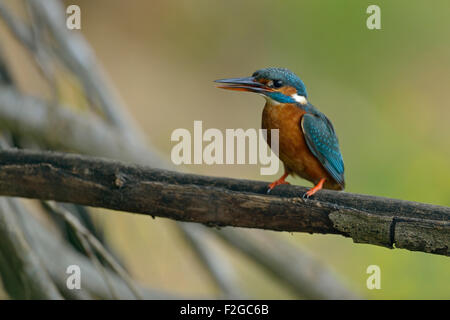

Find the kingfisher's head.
[{"left": 215, "top": 67, "right": 308, "bottom": 104}]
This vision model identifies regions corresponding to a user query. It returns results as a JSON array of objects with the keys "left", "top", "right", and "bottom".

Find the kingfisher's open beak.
[{"left": 215, "top": 77, "right": 273, "bottom": 93}]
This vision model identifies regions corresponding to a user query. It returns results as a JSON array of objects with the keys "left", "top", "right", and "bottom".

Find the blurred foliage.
[{"left": 2, "top": 0, "right": 448, "bottom": 299}]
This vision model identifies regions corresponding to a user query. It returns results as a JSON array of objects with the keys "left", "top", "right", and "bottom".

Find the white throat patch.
[{"left": 292, "top": 93, "right": 307, "bottom": 104}]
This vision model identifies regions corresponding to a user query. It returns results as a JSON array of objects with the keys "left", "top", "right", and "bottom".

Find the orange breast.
[{"left": 262, "top": 102, "right": 340, "bottom": 189}]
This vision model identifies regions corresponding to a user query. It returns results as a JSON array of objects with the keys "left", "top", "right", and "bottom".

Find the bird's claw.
[
  {"left": 266, "top": 181, "right": 289, "bottom": 194},
  {"left": 303, "top": 188, "right": 319, "bottom": 199}
]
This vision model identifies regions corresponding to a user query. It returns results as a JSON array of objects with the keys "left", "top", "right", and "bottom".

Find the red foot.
[
  {"left": 267, "top": 172, "right": 290, "bottom": 193},
  {"left": 304, "top": 178, "right": 326, "bottom": 198}
]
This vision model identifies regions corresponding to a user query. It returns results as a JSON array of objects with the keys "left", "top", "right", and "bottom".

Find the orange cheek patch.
[{"left": 277, "top": 86, "right": 297, "bottom": 96}]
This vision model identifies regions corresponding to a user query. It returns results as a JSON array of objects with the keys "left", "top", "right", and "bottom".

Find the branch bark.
[{"left": 1, "top": 149, "right": 448, "bottom": 257}]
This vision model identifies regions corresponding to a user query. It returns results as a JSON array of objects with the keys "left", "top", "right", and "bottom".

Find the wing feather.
[{"left": 301, "top": 113, "right": 345, "bottom": 187}]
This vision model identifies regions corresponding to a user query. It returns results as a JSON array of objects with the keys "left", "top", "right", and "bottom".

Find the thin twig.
[
  {"left": 46, "top": 202, "right": 119, "bottom": 299},
  {"left": 44, "top": 201, "right": 143, "bottom": 300},
  {"left": 75, "top": 227, "right": 118, "bottom": 299},
  {"left": 179, "top": 223, "right": 246, "bottom": 298},
  {"left": 0, "top": 0, "right": 57, "bottom": 92},
  {"left": 0, "top": 198, "right": 63, "bottom": 299},
  {"left": 15, "top": 197, "right": 188, "bottom": 299}
]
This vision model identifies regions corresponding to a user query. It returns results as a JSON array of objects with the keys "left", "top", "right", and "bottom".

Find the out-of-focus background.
[{"left": 0, "top": 0, "right": 449, "bottom": 299}]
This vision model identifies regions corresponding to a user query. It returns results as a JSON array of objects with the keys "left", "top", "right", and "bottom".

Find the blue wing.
[{"left": 301, "top": 113, "right": 345, "bottom": 187}]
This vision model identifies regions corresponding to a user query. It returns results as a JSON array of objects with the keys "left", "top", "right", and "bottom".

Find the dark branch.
[{"left": 1, "top": 149, "right": 449, "bottom": 257}]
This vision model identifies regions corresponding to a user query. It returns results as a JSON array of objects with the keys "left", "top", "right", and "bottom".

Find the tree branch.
[{"left": 1, "top": 149, "right": 448, "bottom": 257}]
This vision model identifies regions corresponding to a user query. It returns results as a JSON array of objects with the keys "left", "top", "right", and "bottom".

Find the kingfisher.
[{"left": 215, "top": 67, "right": 345, "bottom": 198}]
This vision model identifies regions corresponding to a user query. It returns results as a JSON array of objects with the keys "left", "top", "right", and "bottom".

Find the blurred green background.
[{"left": 3, "top": 0, "right": 449, "bottom": 299}]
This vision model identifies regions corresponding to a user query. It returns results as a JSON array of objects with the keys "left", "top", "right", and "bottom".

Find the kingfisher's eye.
[{"left": 273, "top": 80, "right": 283, "bottom": 88}]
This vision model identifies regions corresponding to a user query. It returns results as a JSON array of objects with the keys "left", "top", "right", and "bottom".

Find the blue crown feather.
[{"left": 252, "top": 67, "right": 308, "bottom": 97}]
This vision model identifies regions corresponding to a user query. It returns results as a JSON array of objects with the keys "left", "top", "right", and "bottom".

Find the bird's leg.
[
  {"left": 267, "top": 172, "right": 290, "bottom": 194},
  {"left": 303, "top": 178, "right": 326, "bottom": 199}
]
